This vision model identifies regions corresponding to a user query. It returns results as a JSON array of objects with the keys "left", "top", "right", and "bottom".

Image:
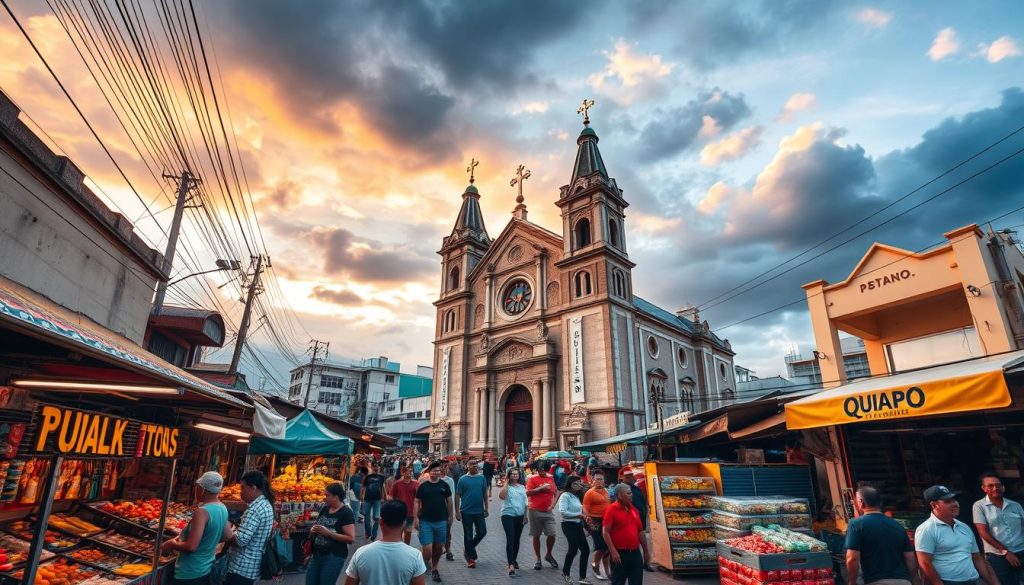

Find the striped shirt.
[{"left": 227, "top": 495, "right": 275, "bottom": 579}]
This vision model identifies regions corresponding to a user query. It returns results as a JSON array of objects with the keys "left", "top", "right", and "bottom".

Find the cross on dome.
[
  {"left": 577, "top": 98, "right": 595, "bottom": 126},
  {"left": 466, "top": 158, "right": 479, "bottom": 184}
]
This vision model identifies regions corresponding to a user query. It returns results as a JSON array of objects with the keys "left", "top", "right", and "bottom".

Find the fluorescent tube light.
[
  {"left": 194, "top": 422, "right": 250, "bottom": 438},
  {"left": 12, "top": 379, "right": 182, "bottom": 395}
]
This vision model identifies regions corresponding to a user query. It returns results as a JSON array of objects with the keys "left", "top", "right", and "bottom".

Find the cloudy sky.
[{"left": 2, "top": 1, "right": 1023, "bottom": 387}]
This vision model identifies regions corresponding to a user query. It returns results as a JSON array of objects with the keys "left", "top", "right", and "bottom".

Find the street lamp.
[{"left": 153, "top": 259, "right": 241, "bottom": 313}]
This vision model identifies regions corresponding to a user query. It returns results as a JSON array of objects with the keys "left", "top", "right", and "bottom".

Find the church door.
[{"left": 504, "top": 385, "right": 532, "bottom": 455}]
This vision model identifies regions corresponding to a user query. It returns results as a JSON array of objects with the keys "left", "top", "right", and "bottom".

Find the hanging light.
[
  {"left": 194, "top": 422, "right": 250, "bottom": 438},
  {"left": 12, "top": 379, "right": 182, "bottom": 395}
]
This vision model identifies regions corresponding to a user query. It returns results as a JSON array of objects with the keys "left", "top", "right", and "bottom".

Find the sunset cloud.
[
  {"left": 928, "top": 27, "right": 960, "bottom": 60},
  {"left": 777, "top": 93, "right": 818, "bottom": 122},
  {"left": 700, "top": 126, "right": 765, "bottom": 166},
  {"left": 589, "top": 39, "right": 676, "bottom": 104},
  {"left": 982, "top": 36, "right": 1021, "bottom": 62},
  {"left": 853, "top": 8, "right": 892, "bottom": 29}
]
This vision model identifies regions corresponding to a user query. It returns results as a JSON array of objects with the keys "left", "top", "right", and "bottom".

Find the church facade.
[{"left": 428, "top": 112, "right": 736, "bottom": 455}]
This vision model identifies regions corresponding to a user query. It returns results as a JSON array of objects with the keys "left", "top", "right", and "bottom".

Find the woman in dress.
[
  {"left": 306, "top": 482, "right": 355, "bottom": 585},
  {"left": 498, "top": 467, "right": 528, "bottom": 577}
]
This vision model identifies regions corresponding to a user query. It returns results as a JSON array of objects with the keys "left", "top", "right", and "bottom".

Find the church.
[{"left": 428, "top": 103, "right": 736, "bottom": 455}]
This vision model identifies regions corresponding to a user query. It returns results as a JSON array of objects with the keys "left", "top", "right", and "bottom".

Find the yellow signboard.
[
  {"left": 784, "top": 369, "right": 1012, "bottom": 430},
  {"left": 33, "top": 405, "right": 179, "bottom": 458}
]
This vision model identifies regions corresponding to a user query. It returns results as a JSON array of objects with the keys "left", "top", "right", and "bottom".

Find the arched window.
[
  {"left": 679, "top": 377, "right": 696, "bottom": 413},
  {"left": 574, "top": 271, "right": 592, "bottom": 297},
  {"left": 448, "top": 266, "right": 460, "bottom": 291},
  {"left": 613, "top": 270, "right": 626, "bottom": 297},
  {"left": 442, "top": 309, "right": 456, "bottom": 333},
  {"left": 574, "top": 218, "right": 592, "bottom": 249},
  {"left": 608, "top": 219, "right": 620, "bottom": 247}
]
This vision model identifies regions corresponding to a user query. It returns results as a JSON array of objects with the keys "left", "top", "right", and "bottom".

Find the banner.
[
  {"left": 439, "top": 346, "right": 451, "bottom": 417},
  {"left": 569, "top": 316, "right": 585, "bottom": 404},
  {"left": 31, "top": 404, "right": 180, "bottom": 458}
]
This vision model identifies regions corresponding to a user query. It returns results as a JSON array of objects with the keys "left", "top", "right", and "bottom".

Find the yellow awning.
[{"left": 785, "top": 351, "right": 1024, "bottom": 430}]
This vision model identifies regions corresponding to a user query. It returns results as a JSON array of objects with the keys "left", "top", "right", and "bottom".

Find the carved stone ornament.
[
  {"left": 503, "top": 343, "right": 526, "bottom": 363},
  {"left": 546, "top": 282, "right": 559, "bottom": 306},
  {"left": 508, "top": 245, "right": 523, "bottom": 262},
  {"left": 536, "top": 321, "right": 548, "bottom": 340},
  {"left": 431, "top": 417, "right": 450, "bottom": 438},
  {"left": 564, "top": 404, "right": 588, "bottom": 427},
  {"left": 480, "top": 334, "right": 491, "bottom": 351}
]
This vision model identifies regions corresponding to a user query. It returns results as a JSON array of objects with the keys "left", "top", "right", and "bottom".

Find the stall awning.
[
  {"left": 0, "top": 275, "right": 246, "bottom": 408},
  {"left": 248, "top": 409, "right": 354, "bottom": 455},
  {"left": 785, "top": 351, "right": 1024, "bottom": 430},
  {"left": 575, "top": 420, "right": 703, "bottom": 452}
]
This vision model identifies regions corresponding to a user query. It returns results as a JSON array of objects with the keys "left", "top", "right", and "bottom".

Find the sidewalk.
[{"left": 281, "top": 491, "right": 719, "bottom": 585}]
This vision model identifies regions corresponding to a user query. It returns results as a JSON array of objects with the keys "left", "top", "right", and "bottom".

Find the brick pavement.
[{"left": 281, "top": 491, "right": 720, "bottom": 585}]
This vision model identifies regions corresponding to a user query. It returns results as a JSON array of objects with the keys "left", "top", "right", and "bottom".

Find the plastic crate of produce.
[
  {"left": 669, "top": 527, "right": 716, "bottom": 543},
  {"left": 775, "top": 514, "right": 812, "bottom": 530},
  {"left": 718, "top": 557, "right": 834, "bottom": 582},
  {"left": 714, "top": 524, "right": 750, "bottom": 540},
  {"left": 672, "top": 546, "right": 717, "bottom": 566},
  {"left": 662, "top": 494, "right": 711, "bottom": 509},
  {"left": 712, "top": 510, "right": 769, "bottom": 530},
  {"left": 660, "top": 476, "right": 715, "bottom": 492},
  {"left": 665, "top": 511, "right": 712, "bottom": 526},
  {"left": 716, "top": 542, "right": 832, "bottom": 571},
  {"left": 708, "top": 496, "right": 809, "bottom": 515}
]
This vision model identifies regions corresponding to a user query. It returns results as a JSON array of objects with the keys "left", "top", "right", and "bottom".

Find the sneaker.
[
  {"left": 579, "top": 579, "right": 594, "bottom": 585},
  {"left": 546, "top": 556, "right": 560, "bottom": 569},
  {"left": 562, "top": 575, "right": 573, "bottom": 584},
  {"left": 445, "top": 552, "right": 454, "bottom": 562},
  {"left": 513, "top": 562, "right": 520, "bottom": 570},
  {"left": 508, "top": 566, "right": 516, "bottom": 577},
  {"left": 467, "top": 560, "right": 476, "bottom": 568},
  {"left": 594, "top": 571, "right": 607, "bottom": 581},
  {"left": 643, "top": 564, "right": 655, "bottom": 572},
  {"left": 431, "top": 569, "right": 441, "bottom": 582},
  {"left": 534, "top": 561, "right": 542, "bottom": 571}
]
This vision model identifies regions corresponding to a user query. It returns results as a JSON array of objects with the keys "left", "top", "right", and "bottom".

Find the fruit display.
[
  {"left": 659, "top": 476, "right": 715, "bottom": 493},
  {"left": 672, "top": 546, "right": 717, "bottom": 565},
  {"left": 48, "top": 514, "right": 103, "bottom": 537},
  {"left": 0, "top": 533, "right": 56, "bottom": 565},
  {"left": 221, "top": 483, "right": 242, "bottom": 501},
  {"left": 270, "top": 467, "right": 336, "bottom": 503},
  {"left": 669, "top": 527, "right": 715, "bottom": 543},
  {"left": 708, "top": 496, "right": 809, "bottom": 516},
  {"left": 722, "top": 534, "right": 785, "bottom": 555},
  {"left": 112, "top": 564, "right": 151, "bottom": 577},
  {"left": 92, "top": 532, "right": 172, "bottom": 563},
  {"left": 95, "top": 500, "right": 190, "bottom": 532},
  {"left": 751, "top": 525, "right": 826, "bottom": 552},
  {"left": 67, "top": 547, "right": 144, "bottom": 572},
  {"left": 1, "top": 521, "right": 79, "bottom": 551},
  {"left": 665, "top": 511, "right": 712, "bottom": 526},
  {"left": 719, "top": 556, "right": 833, "bottom": 585},
  {"left": 662, "top": 495, "right": 709, "bottom": 509},
  {"left": 9, "top": 558, "right": 99, "bottom": 585}
]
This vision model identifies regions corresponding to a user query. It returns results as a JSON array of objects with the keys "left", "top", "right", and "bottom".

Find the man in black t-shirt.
[
  {"left": 482, "top": 458, "right": 495, "bottom": 498},
  {"left": 360, "top": 464, "right": 387, "bottom": 541},
  {"left": 846, "top": 486, "right": 918, "bottom": 585},
  {"left": 415, "top": 463, "right": 453, "bottom": 583}
]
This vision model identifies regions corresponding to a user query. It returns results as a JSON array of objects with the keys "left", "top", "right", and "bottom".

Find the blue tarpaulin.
[{"left": 248, "top": 410, "right": 353, "bottom": 455}]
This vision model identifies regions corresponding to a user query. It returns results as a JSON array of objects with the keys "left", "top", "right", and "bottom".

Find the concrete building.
[
  {"left": 784, "top": 337, "right": 870, "bottom": 385},
  {"left": 287, "top": 357, "right": 433, "bottom": 429},
  {"left": 430, "top": 112, "right": 735, "bottom": 455},
  {"left": 803, "top": 224, "right": 1024, "bottom": 385},
  {"left": 375, "top": 372, "right": 434, "bottom": 449}
]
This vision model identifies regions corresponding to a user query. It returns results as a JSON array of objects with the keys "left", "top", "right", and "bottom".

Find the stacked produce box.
[
  {"left": 709, "top": 496, "right": 812, "bottom": 541},
  {"left": 659, "top": 475, "right": 718, "bottom": 569},
  {"left": 0, "top": 500, "right": 183, "bottom": 585},
  {"left": 717, "top": 524, "right": 833, "bottom": 585}
]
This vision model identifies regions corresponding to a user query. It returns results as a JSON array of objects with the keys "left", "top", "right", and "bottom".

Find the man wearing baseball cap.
[
  {"left": 915, "top": 485, "right": 997, "bottom": 585},
  {"left": 162, "top": 471, "right": 229, "bottom": 585}
]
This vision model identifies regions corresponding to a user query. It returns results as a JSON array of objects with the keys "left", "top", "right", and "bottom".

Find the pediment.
[
  {"left": 469, "top": 218, "right": 563, "bottom": 280},
  {"left": 489, "top": 338, "right": 534, "bottom": 365}
]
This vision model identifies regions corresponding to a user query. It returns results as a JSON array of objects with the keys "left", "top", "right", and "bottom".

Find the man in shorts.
[
  {"left": 414, "top": 463, "right": 452, "bottom": 583},
  {"left": 526, "top": 460, "right": 558, "bottom": 570}
]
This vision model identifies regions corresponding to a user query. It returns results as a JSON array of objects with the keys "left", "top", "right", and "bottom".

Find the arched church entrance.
[{"left": 504, "top": 385, "right": 533, "bottom": 456}]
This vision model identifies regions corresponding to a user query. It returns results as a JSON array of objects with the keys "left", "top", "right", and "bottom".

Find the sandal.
[
  {"left": 534, "top": 561, "right": 543, "bottom": 570},
  {"left": 546, "top": 556, "right": 560, "bottom": 569}
]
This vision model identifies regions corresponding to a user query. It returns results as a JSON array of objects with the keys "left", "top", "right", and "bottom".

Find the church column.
[
  {"left": 486, "top": 387, "right": 497, "bottom": 449},
  {"left": 473, "top": 388, "right": 484, "bottom": 445},
  {"left": 495, "top": 399, "right": 505, "bottom": 455},
  {"left": 485, "top": 270, "right": 495, "bottom": 328},
  {"left": 535, "top": 250, "right": 547, "bottom": 311},
  {"left": 532, "top": 380, "right": 543, "bottom": 449},
  {"left": 542, "top": 378, "right": 554, "bottom": 446}
]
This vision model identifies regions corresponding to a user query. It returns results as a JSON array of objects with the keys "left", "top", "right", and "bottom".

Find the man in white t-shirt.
[{"left": 345, "top": 500, "right": 426, "bottom": 585}]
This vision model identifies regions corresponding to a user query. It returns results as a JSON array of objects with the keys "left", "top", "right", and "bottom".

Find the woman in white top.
[
  {"left": 499, "top": 468, "right": 528, "bottom": 577},
  {"left": 557, "top": 475, "right": 592, "bottom": 584}
]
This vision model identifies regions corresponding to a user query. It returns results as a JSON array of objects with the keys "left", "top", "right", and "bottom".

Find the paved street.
[{"left": 282, "top": 491, "right": 719, "bottom": 585}]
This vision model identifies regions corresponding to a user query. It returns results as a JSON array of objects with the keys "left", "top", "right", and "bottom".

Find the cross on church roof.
[
  {"left": 577, "top": 98, "right": 595, "bottom": 126},
  {"left": 466, "top": 158, "right": 479, "bottom": 184},
  {"left": 510, "top": 164, "right": 531, "bottom": 205}
]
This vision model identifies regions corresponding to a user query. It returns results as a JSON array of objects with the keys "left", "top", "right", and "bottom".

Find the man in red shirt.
[
  {"left": 388, "top": 465, "right": 419, "bottom": 544},
  {"left": 602, "top": 483, "right": 649, "bottom": 585},
  {"left": 525, "top": 461, "right": 559, "bottom": 571}
]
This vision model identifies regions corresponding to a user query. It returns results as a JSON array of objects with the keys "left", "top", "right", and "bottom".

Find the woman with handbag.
[{"left": 305, "top": 482, "right": 355, "bottom": 585}]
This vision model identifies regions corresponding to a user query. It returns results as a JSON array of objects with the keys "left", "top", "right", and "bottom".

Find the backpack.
[
  {"left": 260, "top": 528, "right": 284, "bottom": 580},
  {"left": 364, "top": 475, "right": 383, "bottom": 500}
]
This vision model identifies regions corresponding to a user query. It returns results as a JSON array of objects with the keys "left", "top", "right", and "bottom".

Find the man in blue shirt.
[
  {"left": 973, "top": 472, "right": 1024, "bottom": 585},
  {"left": 845, "top": 486, "right": 917, "bottom": 585},
  {"left": 455, "top": 459, "right": 489, "bottom": 568},
  {"left": 916, "top": 485, "right": 998, "bottom": 585}
]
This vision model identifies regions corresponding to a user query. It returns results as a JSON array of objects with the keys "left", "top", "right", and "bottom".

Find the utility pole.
[
  {"left": 302, "top": 340, "right": 329, "bottom": 409},
  {"left": 153, "top": 171, "right": 196, "bottom": 314},
  {"left": 228, "top": 255, "right": 264, "bottom": 375}
]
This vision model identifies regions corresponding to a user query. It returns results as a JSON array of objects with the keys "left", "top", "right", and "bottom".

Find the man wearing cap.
[
  {"left": 973, "top": 472, "right": 1024, "bottom": 585},
  {"left": 162, "top": 471, "right": 229, "bottom": 585},
  {"left": 915, "top": 485, "right": 997, "bottom": 585}
]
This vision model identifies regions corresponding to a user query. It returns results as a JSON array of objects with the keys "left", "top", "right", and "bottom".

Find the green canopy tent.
[{"left": 248, "top": 409, "right": 354, "bottom": 455}]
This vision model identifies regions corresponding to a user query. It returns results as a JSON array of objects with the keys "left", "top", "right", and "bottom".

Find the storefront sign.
[
  {"left": 438, "top": 347, "right": 451, "bottom": 418},
  {"left": 785, "top": 369, "right": 1012, "bottom": 429},
  {"left": 858, "top": 269, "right": 913, "bottom": 293},
  {"left": 32, "top": 405, "right": 179, "bottom": 458},
  {"left": 569, "top": 317, "right": 585, "bottom": 404}
]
